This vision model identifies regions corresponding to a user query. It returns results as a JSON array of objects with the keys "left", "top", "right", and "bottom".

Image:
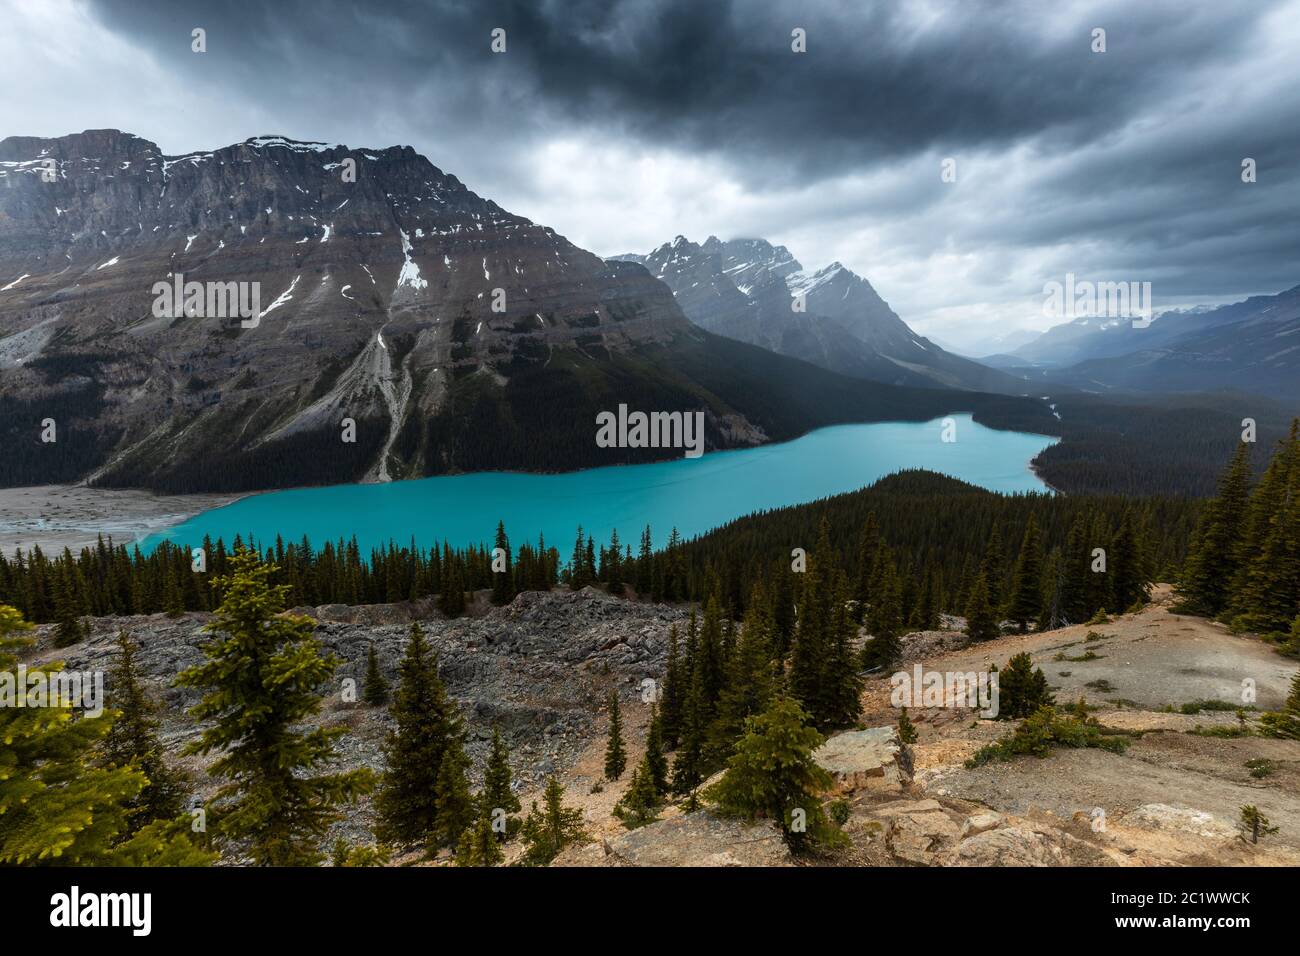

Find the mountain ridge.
[{"left": 0, "top": 130, "right": 1057, "bottom": 492}]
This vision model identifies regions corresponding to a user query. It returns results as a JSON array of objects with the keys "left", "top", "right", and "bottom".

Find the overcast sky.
[{"left": 4, "top": 0, "right": 1298, "bottom": 351}]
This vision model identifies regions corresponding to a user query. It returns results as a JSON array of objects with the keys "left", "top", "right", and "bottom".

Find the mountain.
[
  {"left": 995, "top": 288, "right": 1300, "bottom": 399},
  {"left": 612, "top": 236, "right": 1028, "bottom": 394},
  {"left": 0, "top": 131, "right": 1056, "bottom": 493}
]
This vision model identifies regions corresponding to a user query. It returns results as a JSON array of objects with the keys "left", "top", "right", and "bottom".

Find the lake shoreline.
[{"left": 0, "top": 484, "right": 247, "bottom": 555}]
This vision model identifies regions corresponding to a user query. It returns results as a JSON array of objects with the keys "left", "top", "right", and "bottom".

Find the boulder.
[
  {"left": 600, "top": 811, "right": 790, "bottom": 867},
  {"left": 814, "top": 727, "right": 904, "bottom": 793}
]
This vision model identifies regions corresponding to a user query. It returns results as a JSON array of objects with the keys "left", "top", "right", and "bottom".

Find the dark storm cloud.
[
  {"left": 86, "top": 0, "right": 1267, "bottom": 181},
  {"left": 62, "top": 0, "right": 1300, "bottom": 331}
]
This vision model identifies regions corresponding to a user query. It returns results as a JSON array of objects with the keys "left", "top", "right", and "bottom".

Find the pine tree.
[
  {"left": 374, "top": 623, "right": 464, "bottom": 847},
  {"left": 704, "top": 696, "right": 842, "bottom": 852},
  {"left": 520, "top": 776, "right": 587, "bottom": 866},
  {"left": 362, "top": 642, "right": 389, "bottom": 706},
  {"left": 456, "top": 800, "right": 505, "bottom": 866},
  {"left": 1181, "top": 443, "right": 1252, "bottom": 615},
  {"left": 1005, "top": 516, "right": 1044, "bottom": 632},
  {"left": 570, "top": 525, "right": 587, "bottom": 590},
  {"left": 1109, "top": 513, "right": 1150, "bottom": 612},
  {"left": 709, "top": 586, "right": 776, "bottom": 757},
  {"left": 636, "top": 525, "right": 654, "bottom": 595},
  {"left": 1237, "top": 805, "right": 1278, "bottom": 845},
  {"left": 176, "top": 551, "right": 372, "bottom": 865},
  {"left": 606, "top": 529, "right": 624, "bottom": 595},
  {"left": 822, "top": 570, "right": 864, "bottom": 730},
  {"left": 644, "top": 704, "right": 670, "bottom": 795},
  {"left": 659, "top": 624, "right": 684, "bottom": 748},
  {"left": 964, "top": 571, "right": 999, "bottom": 642},
  {"left": 433, "top": 745, "right": 475, "bottom": 849},
  {"left": 603, "top": 691, "right": 627, "bottom": 780},
  {"left": 613, "top": 759, "right": 661, "bottom": 829},
  {"left": 491, "top": 521, "right": 514, "bottom": 606},
  {"left": 862, "top": 548, "right": 902, "bottom": 669},
  {"left": 51, "top": 561, "right": 85, "bottom": 647},
  {"left": 0, "top": 605, "right": 212, "bottom": 865},
  {"left": 897, "top": 707, "right": 918, "bottom": 744},
  {"left": 670, "top": 657, "right": 709, "bottom": 806},
  {"left": 997, "top": 652, "right": 1055, "bottom": 719},
  {"left": 102, "top": 630, "right": 186, "bottom": 833},
  {"left": 483, "top": 724, "right": 521, "bottom": 837}
]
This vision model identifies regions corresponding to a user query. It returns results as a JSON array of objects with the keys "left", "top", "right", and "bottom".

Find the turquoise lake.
[{"left": 143, "top": 415, "right": 1056, "bottom": 554}]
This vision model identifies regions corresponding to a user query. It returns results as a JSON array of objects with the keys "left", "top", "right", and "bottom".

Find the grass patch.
[
  {"left": 965, "top": 706, "right": 1129, "bottom": 768},
  {"left": 1246, "top": 758, "right": 1276, "bottom": 779},
  {"left": 1053, "top": 650, "right": 1104, "bottom": 662},
  {"left": 1085, "top": 679, "right": 1116, "bottom": 693}
]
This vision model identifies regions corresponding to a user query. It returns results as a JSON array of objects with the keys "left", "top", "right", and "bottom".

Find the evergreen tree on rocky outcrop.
[
  {"left": 434, "top": 745, "right": 475, "bottom": 849},
  {"left": 103, "top": 629, "right": 186, "bottom": 833},
  {"left": 613, "top": 759, "right": 662, "bottom": 830},
  {"left": 520, "top": 776, "right": 587, "bottom": 866},
  {"left": 176, "top": 550, "right": 372, "bottom": 865},
  {"left": 705, "top": 696, "right": 843, "bottom": 853},
  {"left": 457, "top": 800, "right": 504, "bottom": 866},
  {"left": 362, "top": 642, "right": 389, "bottom": 706},
  {"left": 483, "top": 724, "right": 521, "bottom": 836},
  {"left": 603, "top": 691, "right": 627, "bottom": 781},
  {"left": 1005, "top": 516, "right": 1044, "bottom": 632},
  {"left": 644, "top": 704, "right": 670, "bottom": 795},
  {"left": 375, "top": 622, "right": 465, "bottom": 848}
]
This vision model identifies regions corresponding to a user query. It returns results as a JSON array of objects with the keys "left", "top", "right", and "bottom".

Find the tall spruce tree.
[
  {"left": 659, "top": 624, "right": 684, "bottom": 749},
  {"left": 1181, "top": 443, "right": 1252, "bottom": 616},
  {"left": 1005, "top": 516, "right": 1045, "bottom": 632},
  {"left": 644, "top": 704, "right": 670, "bottom": 794},
  {"left": 964, "top": 571, "right": 999, "bottom": 642},
  {"left": 709, "top": 585, "right": 777, "bottom": 758},
  {"left": 176, "top": 551, "right": 373, "bottom": 865},
  {"left": 491, "top": 521, "right": 514, "bottom": 605},
  {"left": 862, "top": 548, "right": 903, "bottom": 669},
  {"left": 375, "top": 623, "right": 465, "bottom": 848},
  {"left": 483, "top": 724, "right": 521, "bottom": 836},
  {"left": 362, "top": 642, "right": 389, "bottom": 706},
  {"left": 102, "top": 629, "right": 186, "bottom": 833},
  {"left": 603, "top": 691, "right": 627, "bottom": 780}
]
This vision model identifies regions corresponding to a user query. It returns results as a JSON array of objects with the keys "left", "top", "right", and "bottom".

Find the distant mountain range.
[
  {"left": 611, "top": 236, "right": 1028, "bottom": 395},
  {"left": 0, "top": 130, "right": 1053, "bottom": 493},
  {"left": 985, "top": 289, "right": 1300, "bottom": 399}
]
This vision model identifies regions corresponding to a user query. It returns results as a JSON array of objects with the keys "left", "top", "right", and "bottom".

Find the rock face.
[
  {"left": 592, "top": 811, "right": 790, "bottom": 867},
  {"left": 613, "top": 236, "right": 1024, "bottom": 394},
  {"left": 0, "top": 132, "right": 752, "bottom": 490},
  {"left": 815, "top": 727, "right": 905, "bottom": 794},
  {"left": 31, "top": 587, "right": 686, "bottom": 796}
]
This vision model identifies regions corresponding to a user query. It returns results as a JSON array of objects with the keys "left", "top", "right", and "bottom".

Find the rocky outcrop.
[
  {"left": 814, "top": 727, "right": 906, "bottom": 794},
  {"left": 574, "top": 812, "right": 790, "bottom": 867}
]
